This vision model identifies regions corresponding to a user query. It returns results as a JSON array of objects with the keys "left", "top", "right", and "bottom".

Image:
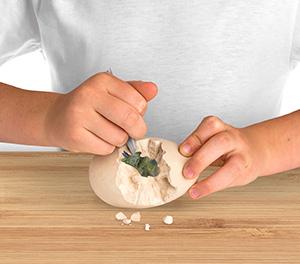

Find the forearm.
[
  {"left": 242, "top": 109, "right": 300, "bottom": 176},
  {"left": 0, "top": 82, "right": 60, "bottom": 146}
]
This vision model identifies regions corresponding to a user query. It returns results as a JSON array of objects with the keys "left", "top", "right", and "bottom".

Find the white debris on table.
[
  {"left": 115, "top": 211, "right": 174, "bottom": 230},
  {"left": 122, "top": 218, "right": 132, "bottom": 225},
  {"left": 115, "top": 212, "right": 127, "bottom": 221},
  {"left": 163, "top": 215, "right": 173, "bottom": 225},
  {"left": 130, "top": 212, "right": 141, "bottom": 222}
]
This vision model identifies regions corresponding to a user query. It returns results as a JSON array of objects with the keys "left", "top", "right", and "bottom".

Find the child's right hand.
[{"left": 45, "top": 72, "right": 158, "bottom": 155}]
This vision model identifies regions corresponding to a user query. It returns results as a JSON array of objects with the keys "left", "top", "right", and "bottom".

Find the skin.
[
  {"left": 0, "top": 72, "right": 157, "bottom": 154},
  {"left": 1, "top": 71, "right": 300, "bottom": 200},
  {"left": 178, "top": 113, "right": 300, "bottom": 199}
]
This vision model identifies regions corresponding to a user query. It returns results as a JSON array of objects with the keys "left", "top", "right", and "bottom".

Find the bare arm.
[
  {"left": 179, "top": 110, "right": 300, "bottom": 199},
  {"left": 242, "top": 109, "right": 300, "bottom": 176},
  {"left": 0, "top": 73, "right": 157, "bottom": 153},
  {"left": 0, "top": 82, "right": 59, "bottom": 146}
]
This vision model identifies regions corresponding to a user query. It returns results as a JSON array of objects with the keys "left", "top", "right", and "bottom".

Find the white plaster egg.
[{"left": 89, "top": 137, "right": 197, "bottom": 208}]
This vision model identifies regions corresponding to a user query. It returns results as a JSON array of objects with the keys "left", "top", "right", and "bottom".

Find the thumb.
[{"left": 127, "top": 81, "right": 158, "bottom": 101}]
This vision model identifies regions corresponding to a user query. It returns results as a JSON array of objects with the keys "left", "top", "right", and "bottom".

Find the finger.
[
  {"left": 188, "top": 155, "right": 242, "bottom": 199},
  {"left": 179, "top": 116, "right": 228, "bottom": 157},
  {"left": 94, "top": 91, "right": 147, "bottom": 139},
  {"left": 104, "top": 71, "right": 158, "bottom": 102},
  {"left": 183, "top": 130, "right": 235, "bottom": 179},
  {"left": 71, "top": 128, "right": 116, "bottom": 155},
  {"left": 210, "top": 157, "right": 226, "bottom": 167},
  {"left": 85, "top": 110, "right": 128, "bottom": 147},
  {"left": 127, "top": 81, "right": 158, "bottom": 101},
  {"left": 104, "top": 74, "right": 148, "bottom": 114}
]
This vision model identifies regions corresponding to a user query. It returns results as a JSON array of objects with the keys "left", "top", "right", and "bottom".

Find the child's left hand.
[{"left": 179, "top": 115, "right": 269, "bottom": 199}]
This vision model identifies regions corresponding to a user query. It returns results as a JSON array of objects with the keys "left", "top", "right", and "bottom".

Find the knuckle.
[
  {"left": 217, "top": 131, "right": 232, "bottom": 148},
  {"left": 122, "top": 108, "right": 140, "bottom": 128},
  {"left": 137, "top": 97, "right": 147, "bottom": 113},
  {"left": 204, "top": 115, "right": 219, "bottom": 124},
  {"left": 191, "top": 133, "right": 203, "bottom": 146},
  {"left": 96, "top": 72, "right": 113, "bottom": 83},
  {"left": 203, "top": 115, "right": 223, "bottom": 131}
]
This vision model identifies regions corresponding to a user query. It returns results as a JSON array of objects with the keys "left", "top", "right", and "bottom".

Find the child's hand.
[
  {"left": 45, "top": 72, "right": 157, "bottom": 155},
  {"left": 179, "top": 116, "right": 268, "bottom": 199}
]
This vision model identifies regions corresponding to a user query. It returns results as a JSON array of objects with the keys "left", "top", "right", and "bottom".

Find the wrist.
[
  {"left": 43, "top": 93, "right": 64, "bottom": 147},
  {"left": 240, "top": 124, "right": 273, "bottom": 177}
]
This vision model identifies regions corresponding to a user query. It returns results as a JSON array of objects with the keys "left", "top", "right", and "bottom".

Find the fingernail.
[
  {"left": 181, "top": 143, "right": 192, "bottom": 155},
  {"left": 184, "top": 165, "right": 194, "bottom": 179},
  {"left": 190, "top": 188, "right": 201, "bottom": 199}
]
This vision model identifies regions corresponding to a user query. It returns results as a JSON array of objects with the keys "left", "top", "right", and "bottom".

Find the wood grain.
[{"left": 1, "top": 152, "right": 300, "bottom": 263}]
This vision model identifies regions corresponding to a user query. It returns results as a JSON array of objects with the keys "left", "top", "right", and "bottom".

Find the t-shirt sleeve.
[
  {"left": 0, "top": 0, "right": 41, "bottom": 66},
  {"left": 291, "top": 2, "right": 300, "bottom": 64}
]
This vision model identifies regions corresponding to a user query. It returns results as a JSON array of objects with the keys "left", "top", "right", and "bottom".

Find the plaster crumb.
[
  {"left": 115, "top": 212, "right": 127, "bottom": 221},
  {"left": 130, "top": 212, "right": 141, "bottom": 222},
  {"left": 122, "top": 218, "right": 132, "bottom": 225},
  {"left": 144, "top": 223, "right": 151, "bottom": 231},
  {"left": 163, "top": 215, "right": 173, "bottom": 225}
]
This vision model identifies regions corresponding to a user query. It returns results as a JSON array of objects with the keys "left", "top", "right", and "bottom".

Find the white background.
[{"left": 0, "top": 50, "right": 300, "bottom": 151}]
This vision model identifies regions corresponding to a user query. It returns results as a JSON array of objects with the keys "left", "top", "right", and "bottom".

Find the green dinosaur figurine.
[{"left": 121, "top": 151, "right": 160, "bottom": 177}]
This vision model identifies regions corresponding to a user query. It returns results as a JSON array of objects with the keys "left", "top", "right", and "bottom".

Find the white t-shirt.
[{"left": 1, "top": 0, "right": 300, "bottom": 144}]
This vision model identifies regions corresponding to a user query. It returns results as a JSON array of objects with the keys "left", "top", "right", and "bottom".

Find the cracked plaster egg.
[{"left": 89, "top": 137, "right": 197, "bottom": 208}]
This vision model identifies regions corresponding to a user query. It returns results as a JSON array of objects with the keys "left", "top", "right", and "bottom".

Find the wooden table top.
[{"left": 1, "top": 152, "right": 300, "bottom": 264}]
